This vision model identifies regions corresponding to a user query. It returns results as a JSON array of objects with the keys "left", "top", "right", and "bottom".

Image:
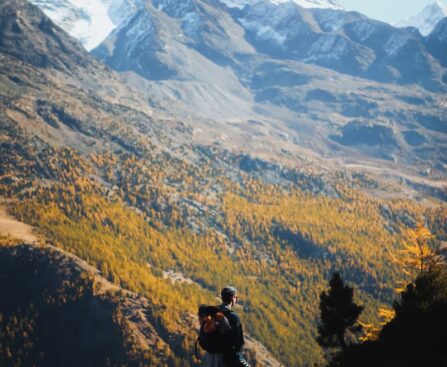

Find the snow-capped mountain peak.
[
  {"left": 396, "top": 1, "right": 447, "bottom": 36},
  {"left": 29, "top": 0, "right": 144, "bottom": 50},
  {"left": 31, "top": 0, "right": 342, "bottom": 50},
  {"left": 219, "top": 0, "right": 342, "bottom": 10}
]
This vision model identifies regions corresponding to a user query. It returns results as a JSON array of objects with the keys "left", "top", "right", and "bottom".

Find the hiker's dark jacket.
[{"left": 219, "top": 304, "right": 244, "bottom": 353}]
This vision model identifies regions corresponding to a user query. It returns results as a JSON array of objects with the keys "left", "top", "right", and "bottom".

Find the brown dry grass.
[{"left": 0, "top": 203, "right": 37, "bottom": 243}]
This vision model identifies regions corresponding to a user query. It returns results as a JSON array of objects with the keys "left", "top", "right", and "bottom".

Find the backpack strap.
[{"left": 217, "top": 305, "right": 234, "bottom": 316}]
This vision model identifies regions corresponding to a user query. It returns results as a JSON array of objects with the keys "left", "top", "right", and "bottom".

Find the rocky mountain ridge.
[
  {"left": 31, "top": 0, "right": 447, "bottom": 89},
  {"left": 29, "top": 0, "right": 343, "bottom": 50},
  {"left": 219, "top": 0, "right": 342, "bottom": 10},
  {"left": 91, "top": 0, "right": 447, "bottom": 177}
]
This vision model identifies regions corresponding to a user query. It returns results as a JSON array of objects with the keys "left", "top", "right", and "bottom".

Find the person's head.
[{"left": 221, "top": 286, "right": 238, "bottom": 307}]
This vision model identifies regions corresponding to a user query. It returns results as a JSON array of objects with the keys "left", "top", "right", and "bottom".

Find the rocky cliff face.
[{"left": 0, "top": 0, "right": 97, "bottom": 71}]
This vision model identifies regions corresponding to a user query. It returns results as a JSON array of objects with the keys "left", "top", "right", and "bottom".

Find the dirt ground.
[{"left": 0, "top": 205, "right": 37, "bottom": 243}]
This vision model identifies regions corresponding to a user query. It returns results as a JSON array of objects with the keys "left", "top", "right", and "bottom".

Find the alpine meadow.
[{"left": 0, "top": 0, "right": 446, "bottom": 366}]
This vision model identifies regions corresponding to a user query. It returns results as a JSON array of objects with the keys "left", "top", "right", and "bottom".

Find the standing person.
[{"left": 200, "top": 286, "right": 250, "bottom": 367}]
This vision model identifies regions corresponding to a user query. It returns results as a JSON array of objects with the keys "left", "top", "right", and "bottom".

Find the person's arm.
[
  {"left": 223, "top": 314, "right": 250, "bottom": 367},
  {"left": 226, "top": 311, "right": 244, "bottom": 352},
  {"left": 231, "top": 320, "right": 250, "bottom": 367},
  {"left": 234, "top": 320, "right": 244, "bottom": 352}
]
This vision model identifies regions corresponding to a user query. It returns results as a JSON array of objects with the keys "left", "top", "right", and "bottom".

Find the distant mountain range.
[
  {"left": 31, "top": 0, "right": 447, "bottom": 50},
  {"left": 27, "top": 0, "right": 447, "bottom": 179},
  {"left": 94, "top": 0, "right": 445, "bottom": 90},
  {"left": 93, "top": 0, "right": 447, "bottom": 173},
  {"left": 29, "top": 0, "right": 343, "bottom": 50},
  {"left": 30, "top": 0, "right": 447, "bottom": 91},
  {"left": 29, "top": 0, "right": 445, "bottom": 93}
]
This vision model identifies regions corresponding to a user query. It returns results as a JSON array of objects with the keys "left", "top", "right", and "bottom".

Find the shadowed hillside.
[{"left": 0, "top": 238, "right": 172, "bottom": 366}]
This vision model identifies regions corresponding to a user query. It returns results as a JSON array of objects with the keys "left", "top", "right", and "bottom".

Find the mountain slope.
[
  {"left": 0, "top": 0, "right": 98, "bottom": 72},
  {"left": 90, "top": 0, "right": 447, "bottom": 175},
  {"left": 426, "top": 17, "right": 447, "bottom": 67},
  {"left": 25, "top": 0, "right": 447, "bottom": 174},
  {"left": 0, "top": 239, "right": 172, "bottom": 366},
  {"left": 0, "top": 1, "right": 288, "bottom": 365}
]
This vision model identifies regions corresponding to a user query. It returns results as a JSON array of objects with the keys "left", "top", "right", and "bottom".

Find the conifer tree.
[
  {"left": 317, "top": 273, "right": 363, "bottom": 352},
  {"left": 326, "top": 265, "right": 447, "bottom": 367},
  {"left": 392, "top": 223, "right": 444, "bottom": 292}
]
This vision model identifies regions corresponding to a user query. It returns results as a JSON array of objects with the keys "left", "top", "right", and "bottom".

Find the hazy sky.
[{"left": 338, "top": 0, "right": 443, "bottom": 24}]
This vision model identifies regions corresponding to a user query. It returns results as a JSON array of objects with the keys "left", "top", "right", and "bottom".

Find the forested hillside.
[
  {"left": 1, "top": 0, "right": 446, "bottom": 366},
  {"left": 2, "top": 105, "right": 446, "bottom": 365}
]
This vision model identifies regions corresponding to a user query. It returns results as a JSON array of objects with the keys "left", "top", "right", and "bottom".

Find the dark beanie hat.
[{"left": 221, "top": 286, "right": 237, "bottom": 299}]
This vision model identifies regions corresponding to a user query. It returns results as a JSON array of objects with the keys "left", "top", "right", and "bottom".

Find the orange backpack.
[{"left": 195, "top": 305, "right": 232, "bottom": 356}]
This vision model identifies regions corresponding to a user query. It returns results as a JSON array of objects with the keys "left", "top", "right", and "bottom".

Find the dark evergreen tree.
[
  {"left": 317, "top": 273, "right": 364, "bottom": 352},
  {"left": 327, "top": 265, "right": 447, "bottom": 367},
  {"left": 377, "top": 265, "right": 447, "bottom": 366}
]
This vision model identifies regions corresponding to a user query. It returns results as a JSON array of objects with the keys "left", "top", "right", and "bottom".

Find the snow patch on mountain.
[
  {"left": 242, "top": 22, "right": 288, "bottom": 44},
  {"left": 125, "top": 11, "right": 155, "bottom": 50},
  {"left": 219, "top": 0, "right": 342, "bottom": 10},
  {"left": 313, "top": 9, "right": 352, "bottom": 32},
  {"left": 396, "top": 1, "right": 447, "bottom": 36},
  {"left": 384, "top": 33, "right": 411, "bottom": 57},
  {"left": 288, "top": 0, "right": 342, "bottom": 9},
  {"left": 239, "top": 2, "right": 293, "bottom": 45},
  {"left": 305, "top": 35, "right": 347, "bottom": 61},
  {"left": 153, "top": 0, "right": 202, "bottom": 38},
  {"left": 30, "top": 0, "right": 143, "bottom": 50},
  {"left": 239, "top": 1, "right": 311, "bottom": 46},
  {"left": 350, "top": 20, "right": 378, "bottom": 42},
  {"left": 110, "top": 9, "right": 156, "bottom": 59}
]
